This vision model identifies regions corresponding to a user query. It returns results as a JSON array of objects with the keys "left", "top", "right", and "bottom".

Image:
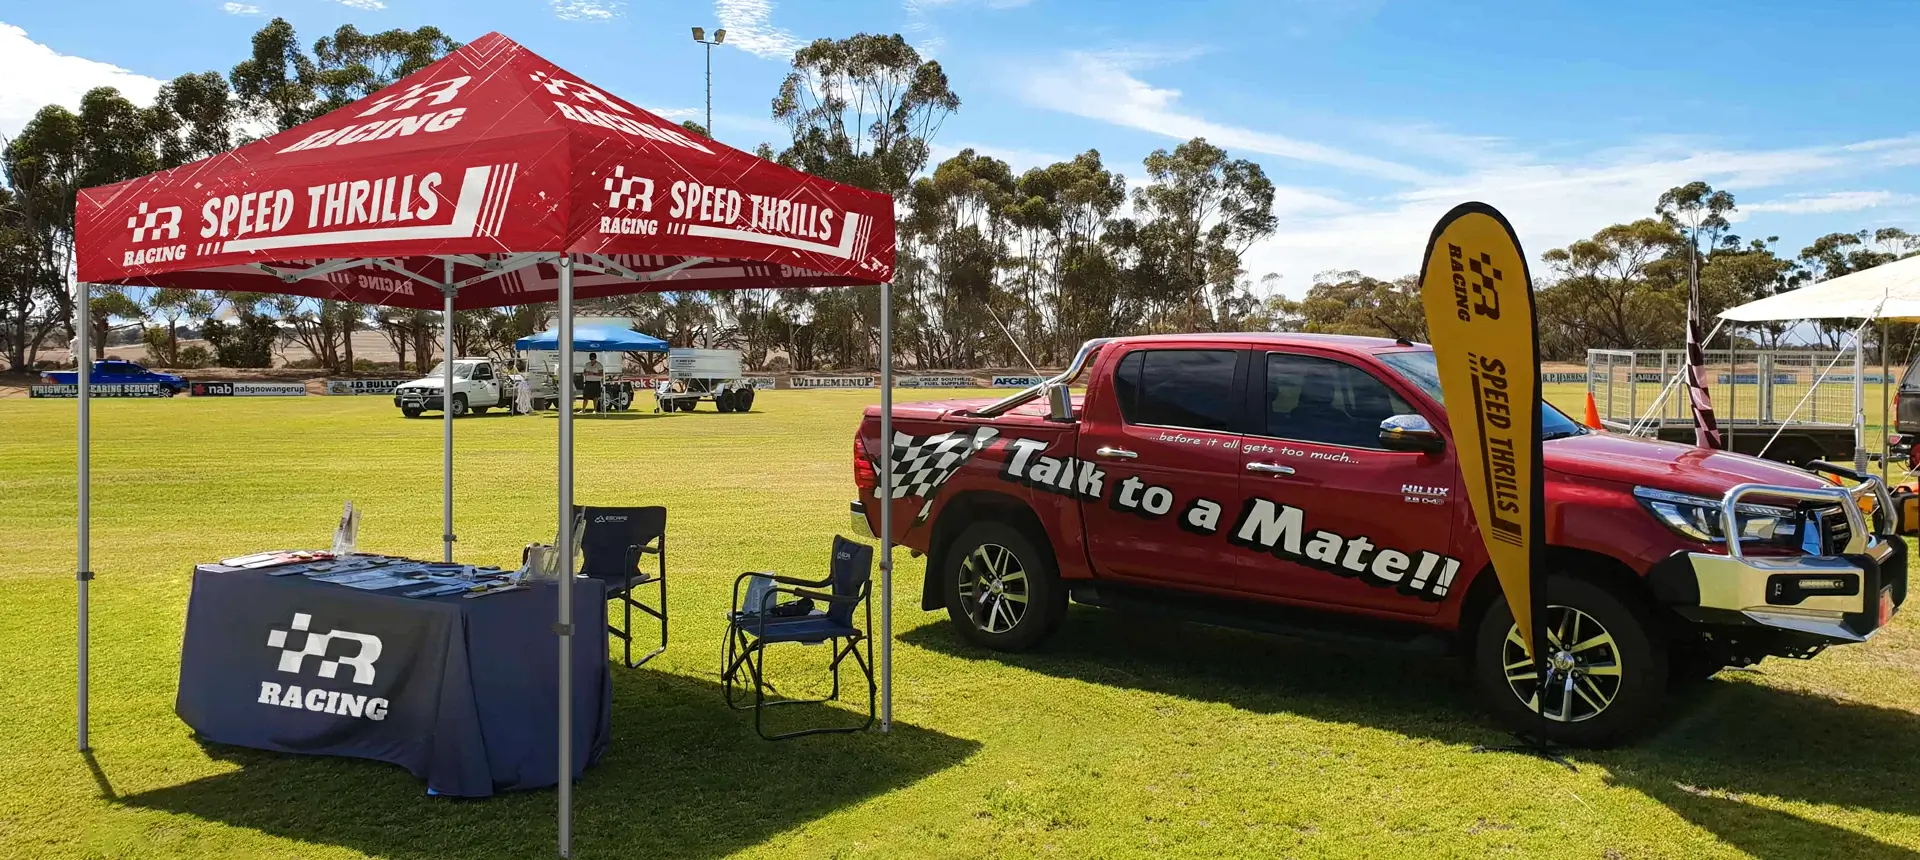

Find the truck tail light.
[{"left": 853, "top": 435, "right": 877, "bottom": 492}]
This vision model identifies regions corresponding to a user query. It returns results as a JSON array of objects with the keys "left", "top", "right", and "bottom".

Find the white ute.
[{"left": 393, "top": 358, "right": 515, "bottom": 417}]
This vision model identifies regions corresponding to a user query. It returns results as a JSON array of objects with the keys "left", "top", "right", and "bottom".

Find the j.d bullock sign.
[{"left": 325, "top": 379, "right": 410, "bottom": 395}]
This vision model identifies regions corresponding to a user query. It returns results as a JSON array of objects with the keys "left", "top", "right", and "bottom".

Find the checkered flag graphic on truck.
[{"left": 888, "top": 427, "right": 999, "bottom": 525}]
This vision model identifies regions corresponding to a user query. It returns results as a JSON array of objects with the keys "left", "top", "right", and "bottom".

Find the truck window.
[
  {"left": 1113, "top": 349, "right": 1238, "bottom": 432},
  {"left": 1264, "top": 353, "right": 1411, "bottom": 449}
]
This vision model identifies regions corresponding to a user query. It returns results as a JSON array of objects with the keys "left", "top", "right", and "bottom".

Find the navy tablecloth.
[{"left": 176, "top": 565, "right": 612, "bottom": 797}]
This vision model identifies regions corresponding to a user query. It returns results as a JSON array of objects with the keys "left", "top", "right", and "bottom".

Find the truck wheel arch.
[
  {"left": 923, "top": 490, "right": 1055, "bottom": 612},
  {"left": 1457, "top": 545, "right": 1658, "bottom": 663}
]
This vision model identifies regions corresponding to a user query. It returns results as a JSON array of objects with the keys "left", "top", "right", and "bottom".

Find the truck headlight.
[{"left": 1633, "top": 486, "right": 1798, "bottom": 545}]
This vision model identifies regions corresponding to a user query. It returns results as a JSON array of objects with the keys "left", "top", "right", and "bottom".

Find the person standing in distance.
[{"left": 581, "top": 352, "right": 605, "bottom": 412}]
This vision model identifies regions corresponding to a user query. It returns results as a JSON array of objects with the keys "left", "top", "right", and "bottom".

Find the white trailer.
[{"left": 654, "top": 348, "right": 756, "bottom": 413}]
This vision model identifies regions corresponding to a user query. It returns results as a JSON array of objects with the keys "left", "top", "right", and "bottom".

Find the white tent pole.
[
  {"left": 77, "top": 281, "right": 92, "bottom": 753},
  {"left": 878, "top": 279, "right": 894, "bottom": 733},
  {"left": 442, "top": 259, "right": 456, "bottom": 563},
  {"left": 555, "top": 254, "right": 575, "bottom": 859},
  {"left": 1855, "top": 324, "right": 1868, "bottom": 471}
]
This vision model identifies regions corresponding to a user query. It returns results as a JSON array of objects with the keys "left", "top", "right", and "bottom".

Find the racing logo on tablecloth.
[
  {"left": 888, "top": 427, "right": 999, "bottom": 525},
  {"left": 269, "top": 612, "right": 383, "bottom": 684},
  {"left": 259, "top": 612, "right": 390, "bottom": 721}
]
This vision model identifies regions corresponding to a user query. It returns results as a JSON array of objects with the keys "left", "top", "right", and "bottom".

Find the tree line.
[{"left": 3, "top": 20, "right": 1914, "bottom": 376}]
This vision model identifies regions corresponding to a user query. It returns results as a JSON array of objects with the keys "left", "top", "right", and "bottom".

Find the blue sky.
[{"left": 4, "top": 0, "right": 1917, "bottom": 295}]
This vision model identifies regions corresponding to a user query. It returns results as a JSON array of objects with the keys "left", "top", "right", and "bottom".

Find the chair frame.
[
  {"left": 720, "top": 569, "right": 875, "bottom": 740},
  {"left": 576, "top": 506, "right": 667, "bottom": 668}
]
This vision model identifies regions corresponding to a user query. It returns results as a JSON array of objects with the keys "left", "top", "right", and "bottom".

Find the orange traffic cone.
[{"left": 1584, "top": 392, "right": 1604, "bottom": 431}]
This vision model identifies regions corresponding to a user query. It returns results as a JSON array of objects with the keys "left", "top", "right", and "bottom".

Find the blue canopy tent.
[{"left": 515, "top": 326, "right": 670, "bottom": 353}]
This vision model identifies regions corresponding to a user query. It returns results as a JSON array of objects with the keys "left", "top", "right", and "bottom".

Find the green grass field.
[{"left": 5, "top": 390, "right": 1920, "bottom": 859}]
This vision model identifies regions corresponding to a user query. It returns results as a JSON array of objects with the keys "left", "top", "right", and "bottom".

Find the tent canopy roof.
[
  {"left": 514, "top": 326, "right": 667, "bottom": 353},
  {"left": 1720, "top": 254, "right": 1920, "bottom": 322},
  {"left": 75, "top": 32, "right": 895, "bottom": 311}
]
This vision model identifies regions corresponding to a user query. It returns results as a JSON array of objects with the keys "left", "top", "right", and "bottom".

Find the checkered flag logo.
[
  {"left": 604, "top": 166, "right": 654, "bottom": 212},
  {"left": 888, "top": 427, "right": 999, "bottom": 525}
]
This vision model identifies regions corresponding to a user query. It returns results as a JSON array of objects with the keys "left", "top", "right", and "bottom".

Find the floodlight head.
[
  {"left": 691, "top": 27, "right": 705, "bottom": 42},
  {"left": 714, "top": 29, "right": 726, "bottom": 44}
]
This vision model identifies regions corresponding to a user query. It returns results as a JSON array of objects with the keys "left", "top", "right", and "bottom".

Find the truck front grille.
[{"left": 1810, "top": 505, "right": 1854, "bottom": 555}]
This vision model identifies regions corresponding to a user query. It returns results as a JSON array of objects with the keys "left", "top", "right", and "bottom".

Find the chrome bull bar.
[{"left": 1720, "top": 470, "right": 1893, "bottom": 564}]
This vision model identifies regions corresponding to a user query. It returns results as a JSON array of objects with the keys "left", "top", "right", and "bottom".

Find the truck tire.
[
  {"left": 402, "top": 407, "right": 423, "bottom": 418},
  {"left": 942, "top": 521, "right": 1067, "bottom": 652},
  {"left": 449, "top": 394, "right": 468, "bottom": 418},
  {"left": 1471, "top": 572, "right": 1668, "bottom": 748},
  {"left": 716, "top": 390, "right": 735, "bottom": 413},
  {"left": 742, "top": 388, "right": 756, "bottom": 411}
]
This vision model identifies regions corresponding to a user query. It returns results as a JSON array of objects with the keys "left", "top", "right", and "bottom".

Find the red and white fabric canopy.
[{"left": 75, "top": 32, "right": 895, "bottom": 309}]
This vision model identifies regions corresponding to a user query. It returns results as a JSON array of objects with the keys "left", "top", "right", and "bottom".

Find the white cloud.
[
  {"left": 329, "top": 0, "right": 385, "bottom": 9},
  {"left": 551, "top": 0, "right": 622, "bottom": 20},
  {"left": 1239, "top": 141, "right": 1888, "bottom": 293},
  {"left": 716, "top": 0, "right": 804, "bottom": 60},
  {"left": 1740, "top": 190, "right": 1904, "bottom": 216},
  {"left": 0, "top": 23, "right": 163, "bottom": 139},
  {"left": 222, "top": 2, "right": 262, "bottom": 14},
  {"left": 1015, "top": 51, "right": 1432, "bottom": 182},
  {"left": 930, "top": 141, "right": 1065, "bottom": 172},
  {"left": 644, "top": 106, "right": 699, "bottom": 120}
]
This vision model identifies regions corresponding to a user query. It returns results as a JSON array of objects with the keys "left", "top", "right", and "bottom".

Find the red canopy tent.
[{"left": 73, "top": 32, "right": 901, "bottom": 857}]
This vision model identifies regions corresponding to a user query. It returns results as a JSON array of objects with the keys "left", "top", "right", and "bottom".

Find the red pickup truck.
[{"left": 852, "top": 334, "right": 1906, "bottom": 745}]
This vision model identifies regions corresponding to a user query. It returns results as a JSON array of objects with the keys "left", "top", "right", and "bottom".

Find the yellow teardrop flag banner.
[{"left": 1417, "top": 202, "right": 1547, "bottom": 664}]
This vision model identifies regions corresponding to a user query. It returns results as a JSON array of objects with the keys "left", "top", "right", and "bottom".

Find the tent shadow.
[
  {"left": 903, "top": 605, "right": 1920, "bottom": 833},
  {"left": 118, "top": 670, "right": 978, "bottom": 860}
]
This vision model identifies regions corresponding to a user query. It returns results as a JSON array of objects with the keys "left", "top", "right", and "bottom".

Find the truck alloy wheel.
[
  {"left": 1472, "top": 572, "right": 1666, "bottom": 747},
  {"left": 942, "top": 521, "right": 1066, "bottom": 652},
  {"left": 450, "top": 395, "right": 467, "bottom": 417},
  {"left": 959, "top": 543, "right": 1030, "bottom": 634},
  {"left": 1500, "top": 605, "right": 1622, "bottom": 723}
]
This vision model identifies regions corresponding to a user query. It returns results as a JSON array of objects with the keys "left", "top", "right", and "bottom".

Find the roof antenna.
[{"left": 984, "top": 305, "right": 1043, "bottom": 379}]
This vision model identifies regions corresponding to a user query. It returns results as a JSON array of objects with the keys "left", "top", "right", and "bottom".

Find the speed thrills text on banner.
[{"left": 1417, "top": 203, "right": 1547, "bottom": 664}]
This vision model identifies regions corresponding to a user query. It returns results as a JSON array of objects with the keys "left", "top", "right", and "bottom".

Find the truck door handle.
[
  {"left": 1246, "top": 462, "right": 1296, "bottom": 476},
  {"left": 1095, "top": 446, "right": 1138, "bottom": 460}
]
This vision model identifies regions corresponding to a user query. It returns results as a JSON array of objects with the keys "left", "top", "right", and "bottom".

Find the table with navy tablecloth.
[{"left": 175, "top": 562, "right": 611, "bottom": 797}]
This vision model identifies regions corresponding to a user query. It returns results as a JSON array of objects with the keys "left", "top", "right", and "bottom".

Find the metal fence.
[{"left": 1585, "top": 349, "right": 1868, "bottom": 430}]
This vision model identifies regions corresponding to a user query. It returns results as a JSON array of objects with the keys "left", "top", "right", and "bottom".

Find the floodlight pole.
[
  {"left": 555, "top": 254, "right": 576, "bottom": 859},
  {"left": 442, "top": 259, "right": 457, "bottom": 563},
  {"left": 878, "top": 279, "right": 893, "bottom": 732},
  {"left": 77, "top": 282, "right": 92, "bottom": 753}
]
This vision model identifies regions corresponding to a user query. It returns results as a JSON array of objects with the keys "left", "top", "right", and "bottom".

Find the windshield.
[
  {"left": 1377, "top": 350, "right": 1587, "bottom": 441},
  {"left": 424, "top": 362, "right": 475, "bottom": 380}
]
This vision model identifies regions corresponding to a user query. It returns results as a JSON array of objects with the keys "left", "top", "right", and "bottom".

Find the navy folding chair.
[
  {"left": 575, "top": 505, "right": 668, "bottom": 668},
  {"left": 721, "top": 536, "right": 875, "bottom": 739}
]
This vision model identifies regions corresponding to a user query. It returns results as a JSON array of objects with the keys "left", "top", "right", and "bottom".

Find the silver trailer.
[
  {"left": 1585, "top": 348, "right": 1873, "bottom": 466},
  {"left": 652, "top": 348, "right": 757, "bottom": 413}
]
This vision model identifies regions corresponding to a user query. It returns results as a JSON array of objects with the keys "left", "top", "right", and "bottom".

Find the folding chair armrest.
[{"left": 771, "top": 586, "right": 864, "bottom": 606}]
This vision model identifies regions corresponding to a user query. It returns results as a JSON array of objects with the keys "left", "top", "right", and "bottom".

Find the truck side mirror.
[
  {"left": 1045, "top": 383, "right": 1073, "bottom": 422},
  {"left": 1380, "top": 414, "right": 1445, "bottom": 454}
]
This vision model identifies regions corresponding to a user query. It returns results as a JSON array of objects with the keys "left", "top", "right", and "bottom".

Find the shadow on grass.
[
  {"left": 904, "top": 605, "right": 1920, "bottom": 856},
  {"left": 118, "top": 670, "right": 978, "bottom": 860}
]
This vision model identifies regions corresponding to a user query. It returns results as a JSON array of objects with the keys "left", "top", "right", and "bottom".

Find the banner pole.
[
  {"left": 879, "top": 279, "right": 894, "bottom": 733},
  {"left": 556, "top": 254, "right": 575, "bottom": 858},
  {"left": 77, "top": 281, "right": 91, "bottom": 753},
  {"left": 443, "top": 263, "right": 456, "bottom": 563}
]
